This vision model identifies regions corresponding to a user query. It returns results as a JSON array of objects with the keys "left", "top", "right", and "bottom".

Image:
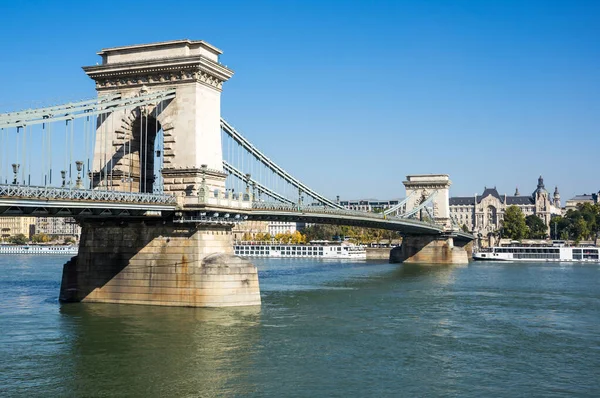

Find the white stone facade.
[
  {"left": 35, "top": 217, "right": 81, "bottom": 240},
  {"left": 565, "top": 192, "right": 599, "bottom": 211},
  {"left": 231, "top": 221, "right": 269, "bottom": 241},
  {"left": 0, "top": 217, "right": 35, "bottom": 240},
  {"left": 268, "top": 222, "right": 297, "bottom": 236},
  {"left": 450, "top": 176, "right": 562, "bottom": 239}
]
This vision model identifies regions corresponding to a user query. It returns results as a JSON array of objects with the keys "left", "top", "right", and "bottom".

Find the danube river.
[{"left": 1, "top": 256, "right": 599, "bottom": 397}]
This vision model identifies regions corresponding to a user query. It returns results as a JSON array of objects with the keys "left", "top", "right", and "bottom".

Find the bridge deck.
[{"left": 0, "top": 185, "right": 473, "bottom": 240}]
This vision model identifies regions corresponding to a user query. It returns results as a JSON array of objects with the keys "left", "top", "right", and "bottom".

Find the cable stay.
[
  {"left": 383, "top": 191, "right": 416, "bottom": 216},
  {"left": 0, "top": 94, "right": 121, "bottom": 122},
  {"left": 0, "top": 90, "right": 176, "bottom": 128},
  {"left": 400, "top": 191, "right": 438, "bottom": 219},
  {"left": 223, "top": 160, "right": 295, "bottom": 205},
  {"left": 221, "top": 119, "right": 344, "bottom": 209}
]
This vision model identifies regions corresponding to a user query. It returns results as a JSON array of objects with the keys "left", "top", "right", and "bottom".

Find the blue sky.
[{"left": 0, "top": 0, "right": 598, "bottom": 202}]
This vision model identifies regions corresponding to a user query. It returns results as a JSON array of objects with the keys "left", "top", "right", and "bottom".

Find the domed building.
[{"left": 449, "top": 176, "right": 562, "bottom": 245}]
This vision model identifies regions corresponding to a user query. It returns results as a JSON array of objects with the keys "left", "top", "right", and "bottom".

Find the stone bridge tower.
[
  {"left": 403, "top": 174, "right": 451, "bottom": 228},
  {"left": 60, "top": 41, "right": 261, "bottom": 308},
  {"left": 83, "top": 40, "right": 233, "bottom": 203},
  {"left": 391, "top": 174, "right": 470, "bottom": 264}
]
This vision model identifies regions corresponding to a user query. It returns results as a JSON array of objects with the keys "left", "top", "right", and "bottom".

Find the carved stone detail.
[{"left": 94, "top": 70, "right": 224, "bottom": 91}]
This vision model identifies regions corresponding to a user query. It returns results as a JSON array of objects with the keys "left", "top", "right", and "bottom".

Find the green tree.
[
  {"left": 577, "top": 203, "right": 599, "bottom": 238},
  {"left": 370, "top": 228, "right": 384, "bottom": 244},
  {"left": 549, "top": 216, "right": 563, "bottom": 240},
  {"left": 8, "top": 234, "right": 28, "bottom": 245},
  {"left": 554, "top": 205, "right": 600, "bottom": 241},
  {"left": 383, "top": 230, "right": 399, "bottom": 246},
  {"left": 461, "top": 224, "right": 470, "bottom": 233},
  {"left": 550, "top": 215, "right": 574, "bottom": 240},
  {"left": 502, "top": 206, "right": 528, "bottom": 240},
  {"left": 301, "top": 224, "right": 344, "bottom": 241},
  {"left": 525, "top": 215, "right": 547, "bottom": 239},
  {"left": 32, "top": 233, "right": 51, "bottom": 243},
  {"left": 300, "top": 224, "right": 397, "bottom": 245},
  {"left": 571, "top": 218, "right": 590, "bottom": 241}
]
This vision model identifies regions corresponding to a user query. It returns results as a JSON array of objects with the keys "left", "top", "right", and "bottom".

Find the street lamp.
[
  {"left": 11, "top": 163, "right": 19, "bottom": 185},
  {"left": 61, "top": 170, "right": 67, "bottom": 188},
  {"left": 75, "top": 161, "right": 84, "bottom": 189},
  {"left": 245, "top": 173, "right": 251, "bottom": 200}
]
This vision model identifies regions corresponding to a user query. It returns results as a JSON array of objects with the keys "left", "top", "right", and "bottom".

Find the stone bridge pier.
[
  {"left": 390, "top": 234, "right": 471, "bottom": 264},
  {"left": 60, "top": 218, "right": 260, "bottom": 307},
  {"left": 60, "top": 40, "right": 260, "bottom": 307},
  {"left": 390, "top": 174, "right": 471, "bottom": 265}
]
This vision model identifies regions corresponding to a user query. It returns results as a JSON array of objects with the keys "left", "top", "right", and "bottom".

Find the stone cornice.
[
  {"left": 98, "top": 40, "right": 223, "bottom": 57},
  {"left": 83, "top": 56, "right": 234, "bottom": 92},
  {"left": 404, "top": 183, "right": 451, "bottom": 189},
  {"left": 162, "top": 167, "right": 228, "bottom": 179}
]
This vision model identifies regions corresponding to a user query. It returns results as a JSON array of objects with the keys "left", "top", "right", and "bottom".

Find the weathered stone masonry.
[{"left": 60, "top": 219, "right": 260, "bottom": 307}]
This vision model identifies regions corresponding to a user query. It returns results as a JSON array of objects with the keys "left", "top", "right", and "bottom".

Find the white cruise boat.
[
  {"left": 0, "top": 245, "right": 78, "bottom": 255},
  {"left": 473, "top": 244, "right": 600, "bottom": 263},
  {"left": 234, "top": 241, "right": 366, "bottom": 259}
]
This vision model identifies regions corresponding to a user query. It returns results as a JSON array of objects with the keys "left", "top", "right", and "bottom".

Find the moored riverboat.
[
  {"left": 234, "top": 241, "right": 366, "bottom": 259},
  {"left": 473, "top": 244, "right": 599, "bottom": 262},
  {"left": 0, "top": 244, "right": 78, "bottom": 255}
]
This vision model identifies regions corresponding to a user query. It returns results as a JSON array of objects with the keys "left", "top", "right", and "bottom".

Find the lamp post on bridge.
[
  {"left": 11, "top": 163, "right": 19, "bottom": 185},
  {"left": 61, "top": 170, "right": 67, "bottom": 188},
  {"left": 245, "top": 173, "right": 251, "bottom": 201},
  {"left": 75, "top": 161, "right": 84, "bottom": 189}
]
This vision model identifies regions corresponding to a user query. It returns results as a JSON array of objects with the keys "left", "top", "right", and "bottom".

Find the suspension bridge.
[{"left": 0, "top": 40, "right": 473, "bottom": 307}]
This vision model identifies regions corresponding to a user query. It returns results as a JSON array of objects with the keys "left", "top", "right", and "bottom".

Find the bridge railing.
[
  {"left": 251, "top": 201, "right": 440, "bottom": 227},
  {"left": 198, "top": 188, "right": 253, "bottom": 210},
  {"left": 0, "top": 184, "right": 177, "bottom": 205}
]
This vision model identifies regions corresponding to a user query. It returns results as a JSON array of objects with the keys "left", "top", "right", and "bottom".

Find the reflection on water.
[
  {"left": 1, "top": 256, "right": 600, "bottom": 397},
  {"left": 391, "top": 263, "right": 459, "bottom": 285},
  {"left": 58, "top": 304, "right": 261, "bottom": 397}
]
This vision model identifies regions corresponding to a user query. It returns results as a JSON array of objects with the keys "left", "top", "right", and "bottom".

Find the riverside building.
[
  {"left": 34, "top": 217, "right": 81, "bottom": 242},
  {"left": 565, "top": 192, "right": 599, "bottom": 211},
  {"left": 449, "top": 176, "right": 562, "bottom": 243},
  {"left": 0, "top": 217, "right": 36, "bottom": 241},
  {"left": 0, "top": 217, "right": 81, "bottom": 242}
]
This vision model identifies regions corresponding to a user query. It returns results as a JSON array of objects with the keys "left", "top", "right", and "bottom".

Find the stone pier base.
[
  {"left": 390, "top": 235, "right": 469, "bottom": 265},
  {"left": 60, "top": 219, "right": 261, "bottom": 307}
]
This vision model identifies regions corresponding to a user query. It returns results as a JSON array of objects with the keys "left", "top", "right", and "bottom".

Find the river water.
[{"left": 0, "top": 256, "right": 599, "bottom": 397}]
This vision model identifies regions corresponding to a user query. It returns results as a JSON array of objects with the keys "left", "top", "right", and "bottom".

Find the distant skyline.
[{"left": 0, "top": 0, "right": 598, "bottom": 202}]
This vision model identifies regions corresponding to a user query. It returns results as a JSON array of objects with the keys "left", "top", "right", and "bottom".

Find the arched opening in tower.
[{"left": 130, "top": 115, "right": 164, "bottom": 194}]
